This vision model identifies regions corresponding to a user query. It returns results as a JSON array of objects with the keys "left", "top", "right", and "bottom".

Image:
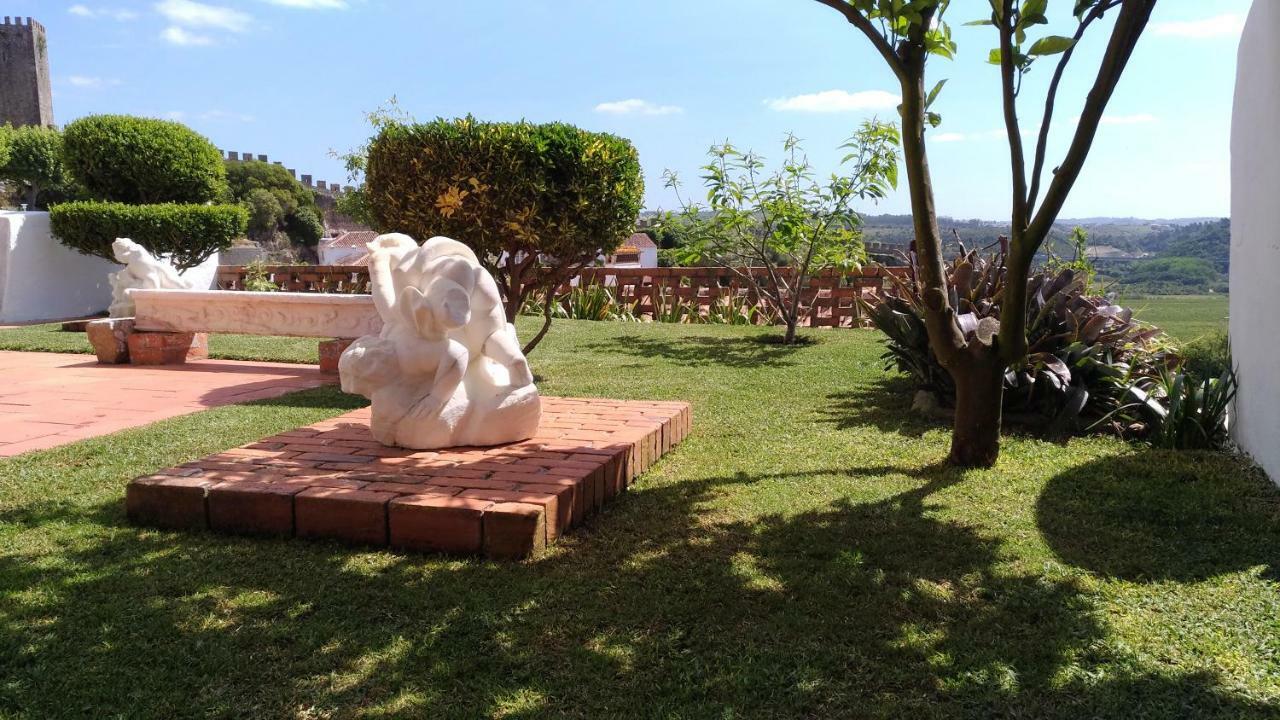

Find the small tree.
[
  {"left": 364, "top": 116, "right": 644, "bottom": 352},
  {"left": 225, "top": 160, "right": 324, "bottom": 248},
  {"left": 663, "top": 122, "right": 900, "bottom": 344},
  {"left": 0, "top": 125, "right": 71, "bottom": 208},
  {"left": 813, "top": 0, "right": 1158, "bottom": 466}
]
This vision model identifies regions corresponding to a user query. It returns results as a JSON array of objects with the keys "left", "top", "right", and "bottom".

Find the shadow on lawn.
[
  {"left": 3, "top": 450, "right": 1275, "bottom": 718},
  {"left": 819, "top": 375, "right": 943, "bottom": 438},
  {"left": 582, "top": 332, "right": 801, "bottom": 368},
  {"left": 1037, "top": 449, "right": 1280, "bottom": 582}
]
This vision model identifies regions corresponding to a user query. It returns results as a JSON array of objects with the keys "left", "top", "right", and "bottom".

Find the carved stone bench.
[{"left": 87, "top": 289, "right": 382, "bottom": 371}]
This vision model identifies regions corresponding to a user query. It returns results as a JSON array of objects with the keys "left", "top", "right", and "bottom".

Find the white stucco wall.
[
  {"left": 0, "top": 211, "right": 220, "bottom": 324},
  {"left": 1230, "top": 0, "right": 1280, "bottom": 485}
]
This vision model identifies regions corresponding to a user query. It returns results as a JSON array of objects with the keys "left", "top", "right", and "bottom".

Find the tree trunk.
[
  {"left": 783, "top": 318, "right": 797, "bottom": 345},
  {"left": 948, "top": 355, "right": 1005, "bottom": 468}
]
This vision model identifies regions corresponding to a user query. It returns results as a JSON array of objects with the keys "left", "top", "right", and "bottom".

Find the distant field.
[{"left": 1121, "top": 294, "right": 1229, "bottom": 342}]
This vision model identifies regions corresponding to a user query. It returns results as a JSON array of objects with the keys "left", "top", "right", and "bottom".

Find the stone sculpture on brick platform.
[
  {"left": 339, "top": 233, "right": 540, "bottom": 449},
  {"left": 108, "top": 238, "right": 192, "bottom": 318}
]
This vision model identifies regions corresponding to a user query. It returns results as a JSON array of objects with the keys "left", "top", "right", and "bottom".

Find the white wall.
[
  {"left": 0, "top": 211, "right": 220, "bottom": 324},
  {"left": 1230, "top": 0, "right": 1280, "bottom": 485},
  {"left": 320, "top": 245, "right": 367, "bottom": 265}
]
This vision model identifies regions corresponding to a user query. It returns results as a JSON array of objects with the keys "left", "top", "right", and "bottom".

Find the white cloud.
[
  {"left": 160, "top": 26, "right": 214, "bottom": 46},
  {"left": 69, "top": 4, "right": 139, "bottom": 20},
  {"left": 932, "top": 132, "right": 967, "bottom": 143},
  {"left": 261, "top": 0, "right": 348, "bottom": 8},
  {"left": 594, "top": 99, "right": 683, "bottom": 116},
  {"left": 1152, "top": 13, "right": 1243, "bottom": 39},
  {"left": 155, "top": 0, "right": 251, "bottom": 32},
  {"left": 67, "top": 75, "right": 122, "bottom": 88},
  {"left": 766, "top": 89, "right": 900, "bottom": 113}
]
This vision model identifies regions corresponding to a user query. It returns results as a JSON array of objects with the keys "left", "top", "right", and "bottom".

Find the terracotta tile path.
[{"left": 0, "top": 351, "right": 332, "bottom": 457}]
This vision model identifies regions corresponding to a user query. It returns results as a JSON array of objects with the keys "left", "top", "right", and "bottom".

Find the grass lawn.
[
  {"left": 0, "top": 322, "right": 321, "bottom": 363},
  {"left": 1, "top": 319, "right": 1278, "bottom": 718},
  {"left": 1122, "top": 294, "right": 1230, "bottom": 342}
]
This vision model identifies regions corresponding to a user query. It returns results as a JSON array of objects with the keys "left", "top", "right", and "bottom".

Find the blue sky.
[{"left": 10, "top": 0, "right": 1253, "bottom": 219}]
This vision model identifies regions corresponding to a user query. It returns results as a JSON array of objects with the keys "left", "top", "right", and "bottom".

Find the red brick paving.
[
  {"left": 125, "top": 397, "right": 692, "bottom": 559},
  {"left": 0, "top": 351, "right": 332, "bottom": 457}
]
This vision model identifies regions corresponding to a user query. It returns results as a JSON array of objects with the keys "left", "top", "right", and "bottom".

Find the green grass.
[
  {"left": 0, "top": 322, "right": 320, "bottom": 363},
  {"left": 1, "top": 320, "right": 1278, "bottom": 718},
  {"left": 1122, "top": 294, "right": 1229, "bottom": 343}
]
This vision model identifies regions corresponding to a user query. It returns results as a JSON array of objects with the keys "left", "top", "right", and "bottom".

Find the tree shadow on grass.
[
  {"left": 819, "top": 375, "right": 943, "bottom": 438},
  {"left": 1037, "top": 449, "right": 1280, "bottom": 582},
  {"left": 582, "top": 332, "right": 801, "bottom": 368},
  {"left": 0, "top": 453, "right": 1274, "bottom": 717}
]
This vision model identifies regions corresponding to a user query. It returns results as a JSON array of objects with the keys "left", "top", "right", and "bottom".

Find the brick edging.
[{"left": 125, "top": 398, "right": 691, "bottom": 560}]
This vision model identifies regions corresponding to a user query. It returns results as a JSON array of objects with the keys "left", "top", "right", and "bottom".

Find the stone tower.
[{"left": 0, "top": 16, "right": 54, "bottom": 127}]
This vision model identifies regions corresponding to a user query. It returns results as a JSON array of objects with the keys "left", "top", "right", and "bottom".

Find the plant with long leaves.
[
  {"left": 812, "top": 0, "right": 1158, "bottom": 465},
  {"left": 662, "top": 121, "right": 900, "bottom": 344}
]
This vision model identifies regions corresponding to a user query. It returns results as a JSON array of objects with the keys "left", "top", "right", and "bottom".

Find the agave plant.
[
  {"left": 1102, "top": 364, "right": 1237, "bottom": 450},
  {"left": 705, "top": 291, "right": 773, "bottom": 326},
  {"left": 552, "top": 284, "right": 636, "bottom": 322},
  {"left": 863, "top": 245, "right": 1174, "bottom": 437},
  {"left": 651, "top": 291, "right": 701, "bottom": 324}
]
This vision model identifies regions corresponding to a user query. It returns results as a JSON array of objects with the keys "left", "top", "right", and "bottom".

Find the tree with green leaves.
[
  {"left": 813, "top": 0, "right": 1158, "bottom": 466},
  {"left": 663, "top": 121, "right": 900, "bottom": 344},
  {"left": 225, "top": 160, "right": 324, "bottom": 248},
  {"left": 0, "top": 125, "right": 72, "bottom": 208}
]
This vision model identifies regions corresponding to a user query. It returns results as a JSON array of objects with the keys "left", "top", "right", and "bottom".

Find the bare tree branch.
[
  {"left": 810, "top": 0, "right": 905, "bottom": 79},
  {"left": 1026, "top": 0, "right": 1121, "bottom": 212},
  {"left": 998, "top": 0, "right": 1030, "bottom": 234}
]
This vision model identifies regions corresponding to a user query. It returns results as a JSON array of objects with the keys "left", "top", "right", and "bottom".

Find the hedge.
[
  {"left": 365, "top": 116, "right": 643, "bottom": 331},
  {"left": 50, "top": 201, "right": 248, "bottom": 270},
  {"left": 62, "top": 115, "right": 227, "bottom": 204}
]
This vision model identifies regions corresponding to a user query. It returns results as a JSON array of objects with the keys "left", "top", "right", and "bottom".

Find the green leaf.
[
  {"left": 987, "top": 48, "right": 1002, "bottom": 65},
  {"left": 926, "top": 79, "right": 948, "bottom": 109},
  {"left": 964, "top": 18, "right": 993, "bottom": 26},
  {"left": 1028, "top": 35, "right": 1075, "bottom": 56},
  {"left": 926, "top": 112, "right": 942, "bottom": 128}
]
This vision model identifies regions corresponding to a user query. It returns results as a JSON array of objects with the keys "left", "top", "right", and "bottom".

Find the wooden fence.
[
  {"left": 217, "top": 265, "right": 371, "bottom": 293},
  {"left": 216, "top": 264, "right": 911, "bottom": 328},
  {"left": 559, "top": 266, "right": 910, "bottom": 328}
]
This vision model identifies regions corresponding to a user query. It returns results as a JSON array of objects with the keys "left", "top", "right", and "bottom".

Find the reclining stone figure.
[
  {"left": 108, "top": 238, "right": 192, "bottom": 318},
  {"left": 339, "top": 233, "right": 540, "bottom": 449}
]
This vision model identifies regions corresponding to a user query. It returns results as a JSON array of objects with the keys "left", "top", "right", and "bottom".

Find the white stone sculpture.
[
  {"left": 108, "top": 238, "right": 192, "bottom": 318},
  {"left": 339, "top": 234, "right": 541, "bottom": 449}
]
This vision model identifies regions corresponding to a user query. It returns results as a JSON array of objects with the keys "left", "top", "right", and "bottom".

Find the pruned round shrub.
[
  {"left": 50, "top": 201, "right": 248, "bottom": 270},
  {"left": 365, "top": 116, "right": 643, "bottom": 336},
  {"left": 62, "top": 115, "right": 227, "bottom": 204}
]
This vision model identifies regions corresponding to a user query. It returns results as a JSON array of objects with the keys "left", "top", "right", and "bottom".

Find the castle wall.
[{"left": 0, "top": 17, "right": 54, "bottom": 128}]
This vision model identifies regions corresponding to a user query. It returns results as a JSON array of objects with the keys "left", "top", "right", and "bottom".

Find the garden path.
[{"left": 0, "top": 351, "right": 330, "bottom": 457}]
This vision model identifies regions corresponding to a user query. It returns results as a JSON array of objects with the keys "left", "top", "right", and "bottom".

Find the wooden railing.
[
  {"left": 216, "top": 264, "right": 910, "bottom": 328},
  {"left": 217, "top": 265, "right": 371, "bottom": 293},
  {"left": 559, "top": 266, "right": 909, "bottom": 328}
]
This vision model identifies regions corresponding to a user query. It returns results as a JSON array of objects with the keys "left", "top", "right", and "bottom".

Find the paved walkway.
[{"left": 0, "top": 351, "right": 332, "bottom": 457}]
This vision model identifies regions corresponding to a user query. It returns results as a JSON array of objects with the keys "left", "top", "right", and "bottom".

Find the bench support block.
[
  {"left": 319, "top": 337, "right": 355, "bottom": 374},
  {"left": 86, "top": 318, "right": 135, "bottom": 364},
  {"left": 127, "top": 330, "right": 208, "bottom": 365}
]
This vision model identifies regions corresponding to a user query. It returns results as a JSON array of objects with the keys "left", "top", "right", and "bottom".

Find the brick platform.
[{"left": 125, "top": 397, "right": 691, "bottom": 559}]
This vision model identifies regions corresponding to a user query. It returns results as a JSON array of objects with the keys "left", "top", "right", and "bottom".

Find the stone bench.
[{"left": 87, "top": 289, "right": 382, "bottom": 370}]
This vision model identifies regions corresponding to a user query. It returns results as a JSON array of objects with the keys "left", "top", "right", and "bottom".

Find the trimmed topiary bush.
[
  {"left": 62, "top": 115, "right": 227, "bottom": 203},
  {"left": 50, "top": 201, "right": 247, "bottom": 270},
  {"left": 364, "top": 116, "right": 643, "bottom": 350}
]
